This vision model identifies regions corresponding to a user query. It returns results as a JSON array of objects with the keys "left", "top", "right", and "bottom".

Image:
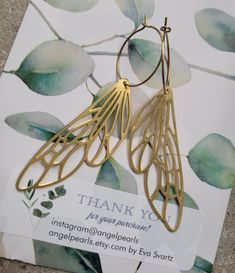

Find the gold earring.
[
  {"left": 16, "top": 18, "right": 163, "bottom": 191},
  {"left": 128, "top": 18, "right": 184, "bottom": 232}
]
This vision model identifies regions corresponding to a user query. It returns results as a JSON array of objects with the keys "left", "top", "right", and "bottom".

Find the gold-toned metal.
[
  {"left": 128, "top": 18, "right": 184, "bottom": 232},
  {"left": 17, "top": 18, "right": 166, "bottom": 191},
  {"left": 116, "top": 17, "right": 164, "bottom": 88},
  {"left": 16, "top": 79, "right": 131, "bottom": 191}
]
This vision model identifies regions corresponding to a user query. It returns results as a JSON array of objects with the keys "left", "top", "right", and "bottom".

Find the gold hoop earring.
[
  {"left": 16, "top": 18, "right": 163, "bottom": 191},
  {"left": 128, "top": 18, "right": 184, "bottom": 232}
]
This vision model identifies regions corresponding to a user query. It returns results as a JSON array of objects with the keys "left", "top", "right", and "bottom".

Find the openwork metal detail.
[
  {"left": 17, "top": 17, "right": 166, "bottom": 192},
  {"left": 16, "top": 79, "right": 131, "bottom": 191},
  {"left": 128, "top": 18, "right": 184, "bottom": 232},
  {"left": 129, "top": 89, "right": 183, "bottom": 232}
]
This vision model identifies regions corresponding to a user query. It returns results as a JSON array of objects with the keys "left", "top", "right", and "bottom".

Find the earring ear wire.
[
  {"left": 128, "top": 18, "right": 184, "bottom": 232},
  {"left": 116, "top": 17, "right": 164, "bottom": 88}
]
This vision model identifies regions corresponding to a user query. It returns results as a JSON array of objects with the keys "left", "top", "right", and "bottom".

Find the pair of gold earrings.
[{"left": 16, "top": 18, "right": 184, "bottom": 232}]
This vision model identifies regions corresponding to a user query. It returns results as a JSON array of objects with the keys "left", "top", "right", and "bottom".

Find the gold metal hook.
[
  {"left": 116, "top": 17, "right": 164, "bottom": 88},
  {"left": 160, "top": 17, "right": 171, "bottom": 93},
  {"left": 161, "top": 17, "right": 171, "bottom": 33}
]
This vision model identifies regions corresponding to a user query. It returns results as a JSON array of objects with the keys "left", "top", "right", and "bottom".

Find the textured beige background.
[{"left": 0, "top": 1, "right": 234, "bottom": 273}]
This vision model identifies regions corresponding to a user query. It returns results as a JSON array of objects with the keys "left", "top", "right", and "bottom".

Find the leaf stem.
[
  {"left": 2, "top": 70, "right": 16, "bottom": 74},
  {"left": 89, "top": 74, "right": 102, "bottom": 88},
  {"left": 86, "top": 51, "right": 235, "bottom": 82},
  {"left": 81, "top": 33, "right": 130, "bottom": 48},
  {"left": 135, "top": 261, "right": 142, "bottom": 273},
  {"left": 30, "top": 0, "right": 64, "bottom": 40},
  {"left": 85, "top": 80, "right": 95, "bottom": 97},
  {"left": 87, "top": 51, "right": 128, "bottom": 57},
  {"left": 28, "top": 208, "right": 34, "bottom": 227},
  {"left": 189, "top": 63, "right": 235, "bottom": 81}
]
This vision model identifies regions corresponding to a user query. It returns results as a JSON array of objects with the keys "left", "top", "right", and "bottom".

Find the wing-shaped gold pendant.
[
  {"left": 129, "top": 88, "right": 183, "bottom": 232},
  {"left": 16, "top": 79, "right": 131, "bottom": 191},
  {"left": 128, "top": 89, "right": 166, "bottom": 173}
]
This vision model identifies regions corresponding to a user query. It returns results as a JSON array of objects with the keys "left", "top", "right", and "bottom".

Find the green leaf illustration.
[
  {"left": 156, "top": 191, "right": 199, "bottom": 210},
  {"left": 93, "top": 82, "right": 149, "bottom": 138},
  {"left": 44, "top": 0, "right": 98, "bottom": 12},
  {"left": 114, "top": 0, "right": 154, "bottom": 28},
  {"left": 15, "top": 40, "right": 95, "bottom": 95},
  {"left": 41, "top": 201, "right": 53, "bottom": 209},
  {"left": 33, "top": 240, "right": 103, "bottom": 273},
  {"left": 48, "top": 190, "right": 58, "bottom": 200},
  {"left": 182, "top": 256, "right": 213, "bottom": 273},
  {"left": 128, "top": 39, "right": 191, "bottom": 89},
  {"left": 33, "top": 208, "right": 43, "bottom": 218},
  {"left": 96, "top": 157, "right": 138, "bottom": 194},
  {"left": 55, "top": 185, "right": 67, "bottom": 196},
  {"left": 31, "top": 198, "right": 39, "bottom": 208},
  {"left": 188, "top": 134, "right": 235, "bottom": 189},
  {"left": 23, "top": 179, "right": 35, "bottom": 200},
  {"left": 5, "top": 112, "right": 65, "bottom": 141},
  {"left": 41, "top": 212, "right": 50, "bottom": 218},
  {"left": 92, "top": 81, "right": 114, "bottom": 103},
  {"left": 195, "top": 9, "right": 235, "bottom": 52},
  {"left": 21, "top": 200, "right": 30, "bottom": 209}
]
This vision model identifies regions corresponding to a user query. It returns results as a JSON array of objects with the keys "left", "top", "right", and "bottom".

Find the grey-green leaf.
[
  {"left": 5, "top": 112, "right": 65, "bottom": 141},
  {"left": 156, "top": 191, "right": 199, "bottom": 210},
  {"left": 48, "top": 190, "right": 58, "bottom": 200},
  {"left": 23, "top": 191, "right": 31, "bottom": 201},
  {"left": 183, "top": 193, "right": 199, "bottom": 210},
  {"left": 24, "top": 180, "right": 35, "bottom": 200},
  {"left": 33, "top": 209, "right": 43, "bottom": 218},
  {"left": 96, "top": 157, "right": 137, "bottom": 194},
  {"left": 188, "top": 134, "right": 235, "bottom": 189},
  {"left": 182, "top": 256, "right": 213, "bottom": 273},
  {"left": 33, "top": 240, "right": 103, "bottom": 273},
  {"left": 115, "top": 0, "right": 154, "bottom": 28},
  {"left": 55, "top": 185, "right": 67, "bottom": 196},
  {"left": 128, "top": 39, "right": 191, "bottom": 88},
  {"left": 41, "top": 201, "right": 53, "bottom": 209},
  {"left": 195, "top": 9, "right": 235, "bottom": 52},
  {"left": 44, "top": 0, "right": 98, "bottom": 12},
  {"left": 31, "top": 198, "right": 39, "bottom": 208},
  {"left": 41, "top": 212, "right": 51, "bottom": 218},
  {"left": 15, "top": 40, "right": 95, "bottom": 95}
]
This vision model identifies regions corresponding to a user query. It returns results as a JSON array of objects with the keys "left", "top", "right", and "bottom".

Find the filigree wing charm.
[
  {"left": 128, "top": 90, "right": 165, "bottom": 173},
  {"left": 16, "top": 79, "right": 131, "bottom": 191},
  {"left": 143, "top": 89, "right": 184, "bottom": 232}
]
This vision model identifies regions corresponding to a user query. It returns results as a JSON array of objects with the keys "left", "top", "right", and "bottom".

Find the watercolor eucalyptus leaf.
[
  {"left": 31, "top": 198, "right": 39, "bottom": 208},
  {"left": 93, "top": 82, "right": 148, "bottom": 138},
  {"left": 96, "top": 157, "right": 138, "bottom": 194},
  {"left": 41, "top": 212, "right": 50, "bottom": 218},
  {"left": 195, "top": 9, "right": 235, "bottom": 52},
  {"left": 188, "top": 134, "right": 235, "bottom": 189},
  {"left": 41, "top": 201, "right": 53, "bottom": 209},
  {"left": 114, "top": 0, "right": 154, "bottom": 28},
  {"left": 48, "top": 190, "right": 58, "bottom": 200},
  {"left": 23, "top": 191, "right": 32, "bottom": 201},
  {"left": 5, "top": 112, "right": 65, "bottom": 141},
  {"left": 182, "top": 256, "right": 213, "bottom": 273},
  {"left": 23, "top": 179, "right": 35, "bottom": 200},
  {"left": 156, "top": 191, "right": 199, "bottom": 210},
  {"left": 33, "top": 240, "right": 103, "bottom": 273},
  {"left": 128, "top": 39, "right": 191, "bottom": 88},
  {"left": 15, "top": 40, "right": 95, "bottom": 95},
  {"left": 55, "top": 185, "right": 67, "bottom": 196},
  {"left": 44, "top": 0, "right": 98, "bottom": 12},
  {"left": 33, "top": 208, "right": 43, "bottom": 218}
]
